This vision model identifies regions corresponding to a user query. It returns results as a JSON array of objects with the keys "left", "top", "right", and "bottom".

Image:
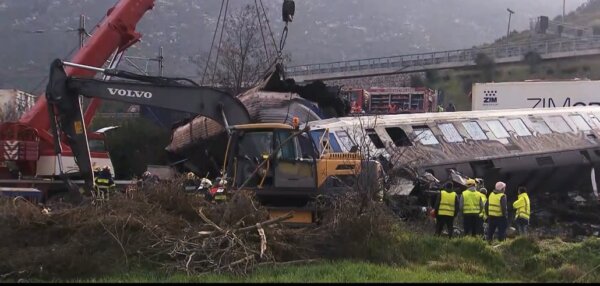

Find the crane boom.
[
  {"left": 0, "top": 0, "right": 155, "bottom": 183},
  {"left": 20, "top": 0, "right": 155, "bottom": 130}
]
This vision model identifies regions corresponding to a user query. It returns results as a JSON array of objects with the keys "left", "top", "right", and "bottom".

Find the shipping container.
[{"left": 471, "top": 80, "right": 600, "bottom": 111}]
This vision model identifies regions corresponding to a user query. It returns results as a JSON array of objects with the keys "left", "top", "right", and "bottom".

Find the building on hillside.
[{"left": 0, "top": 89, "right": 37, "bottom": 120}]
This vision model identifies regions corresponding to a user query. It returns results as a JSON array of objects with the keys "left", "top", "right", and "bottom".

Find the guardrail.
[{"left": 286, "top": 36, "right": 600, "bottom": 79}]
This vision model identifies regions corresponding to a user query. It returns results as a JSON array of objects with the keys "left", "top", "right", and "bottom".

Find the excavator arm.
[{"left": 45, "top": 59, "right": 250, "bottom": 192}]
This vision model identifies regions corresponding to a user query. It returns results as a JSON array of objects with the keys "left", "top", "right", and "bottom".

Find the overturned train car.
[
  {"left": 165, "top": 71, "right": 349, "bottom": 176},
  {"left": 307, "top": 106, "right": 600, "bottom": 201}
]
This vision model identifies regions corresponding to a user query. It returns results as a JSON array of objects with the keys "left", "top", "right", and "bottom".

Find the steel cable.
[
  {"left": 201, "top": 0, "right": 226, "bottom": 86},
  {"left": 255, "top": 0, "right": 271, "bottom": 60},
  {"left": 210, "top": 0, "right": 230, "bottom": 86}
]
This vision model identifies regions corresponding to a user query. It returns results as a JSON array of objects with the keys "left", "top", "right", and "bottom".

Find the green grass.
[
  {"left": 15, "top": 215, "right": 595, "bottom": 284},
  {"left": 58, "top": 236, "right": 600, "bottom": 283},
  {"left": 70, "top": 261, "right": 509, "bottom": 283}
]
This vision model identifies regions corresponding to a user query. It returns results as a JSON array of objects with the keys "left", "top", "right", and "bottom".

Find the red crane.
[{"left": 0, "top": 0, "right": 154, "bottom": 189}]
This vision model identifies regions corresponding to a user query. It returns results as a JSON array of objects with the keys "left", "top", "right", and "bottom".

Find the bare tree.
[{"left": 194, "top": 4, "right": 284, "bottom": 95}]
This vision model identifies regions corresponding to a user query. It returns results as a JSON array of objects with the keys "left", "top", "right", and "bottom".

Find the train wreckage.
[
  {"left": 165, "top": 66, "right": 350, "bottom": 176},
  {"left": 306, "top": 106, "right": 600, "bottom": 222}
]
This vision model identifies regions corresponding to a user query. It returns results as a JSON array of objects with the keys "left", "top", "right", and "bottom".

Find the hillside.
[
  {"left": 427, "top": 0, "right": 600, "bottom": 111},
  {"left": 0, "top": 0, "right": 586, "bottom": 94},
  {"left": 331, "top": 0, "right": 600, "bottom": 110}
]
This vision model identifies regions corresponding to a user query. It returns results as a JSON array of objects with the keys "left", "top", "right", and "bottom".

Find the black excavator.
[{"left": 45, "top": 59, "right": 382, "bottom": 223}]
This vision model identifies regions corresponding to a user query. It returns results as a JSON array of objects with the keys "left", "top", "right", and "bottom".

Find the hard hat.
[
  {"left": 479, "top": 188, "right": 488, "bottom": 195},
  {"left": 466, "top": 179, "right": 477, "bottom": 186},
  {"left": 103, "top": 165, "right": 111, "bottom": 171},
  {"left": 187, "top": 172, "right": 195, "bottom": 179},
  {"left": 200, "top": 178, "right": 213, "bottom": 188},
  {"left": 495, "top": 181, "right": 506, "bottom": 192}
]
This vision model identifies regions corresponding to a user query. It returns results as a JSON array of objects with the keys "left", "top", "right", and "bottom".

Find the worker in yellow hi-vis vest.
[
  {"left": 434, "top": 182, "right": 459, "bottom": 238},
  {"left": 485, "top": 181, "right": 508, "bottom": 242},
  {"left": 460, "top": 179, "right": 483, "bottom": 237},
  {"left": 512, "top": 186, "right": 531, "bottom": 236}
]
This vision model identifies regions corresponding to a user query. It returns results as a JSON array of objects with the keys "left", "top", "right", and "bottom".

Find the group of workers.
[
  {"left": 184, "top": 172, "right": 227, "bottom": 202},
  {"left": 92, "top": 167, "right": 161, "bottom": 201},
  {"left": 92, "top": 167, "right": 227, "bottom": 203},
  {"left": 433, "top": 178, "right": 531, "bottom": 242}
]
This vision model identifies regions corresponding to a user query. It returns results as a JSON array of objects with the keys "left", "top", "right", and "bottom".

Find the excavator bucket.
[{"left": 46, "top": 59, "right": 95, "bottom": 193}]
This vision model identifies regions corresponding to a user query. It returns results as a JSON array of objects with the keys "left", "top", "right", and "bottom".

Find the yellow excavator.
[{"left": 45, "top": 60, "right": 382, "bottom": 223}]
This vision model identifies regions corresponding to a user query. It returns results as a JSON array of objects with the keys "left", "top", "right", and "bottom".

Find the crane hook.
[{"left": 282, "top": 0, "right": 295, "bottom": 23}]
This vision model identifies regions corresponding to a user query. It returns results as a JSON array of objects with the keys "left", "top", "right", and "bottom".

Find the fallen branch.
[
  {"left": 216, "top": 255, "right": 255, "bottom": 272},
  {"left": 198, "top": 208, "right": 226, "bottom": 233},
  {"left": 236, "top": 212, "right": 294, "bottom": 233}
]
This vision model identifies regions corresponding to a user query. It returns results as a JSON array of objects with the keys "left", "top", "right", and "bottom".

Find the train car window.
[
  {"left": 508, "top": 119, "right": 532, "bottom": 137},
  {"left": 385, "top": 127, "right": 413, "bottom": 147},
  {"left": 462, "top": 121, "right": 488, "bottom": 140},
  {"left": 485, "top": 120, "right": 510, "bottom": 139},
  {"left": 546, "top": 116, "right": 573, "bottom": 133},
  {"left": 569, "top": 115, "right": 592, "bottom": 131},
  {"left": 327, "top": 133, "right": 343, "bottom": 152},
  {"left": 309, "top": 130, "right": 343, "bottom": 153},
  {"left": 438, "top": 123, "right": 463, "bottom": 143},
  {"left": 366, "top": 129, "right": 385, "bottom": 149},
  {"left": 413, "top": 127, "right": 439, "bottom": 145},
  {"left": 529, "top": 117, "right": 552, "bottom": 135},
  {"left": 335, "top": 130, "right": 356, "bottom": 151}
]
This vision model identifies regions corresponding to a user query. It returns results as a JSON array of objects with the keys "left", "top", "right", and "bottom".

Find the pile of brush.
[{"left": 0, "top": 177, "right": 400, "bottom": 280}]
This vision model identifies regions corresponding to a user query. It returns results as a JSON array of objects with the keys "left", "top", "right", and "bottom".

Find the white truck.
[{"left": 471, "top": 80, "right": 600, "bottom": 111}]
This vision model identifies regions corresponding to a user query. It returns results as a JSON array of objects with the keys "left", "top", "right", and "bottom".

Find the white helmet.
[{"left": 200, "top": 178, "right": 213, "bottom": 188}]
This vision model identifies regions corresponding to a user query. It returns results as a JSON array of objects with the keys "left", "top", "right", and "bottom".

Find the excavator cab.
[
  {"left": 222, "top": 123, "right": 381, "bottom": 224},
  {"left": 225, "top": 124, "right": 318, "bottom": 194}
]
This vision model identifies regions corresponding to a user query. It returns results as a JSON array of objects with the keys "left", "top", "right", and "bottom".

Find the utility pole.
[
  {"left": 78, "top": 14, "right": 86, "bottom": 48},
  {"left": 507, "top": 8, "right": 515, "bottom": 41},
  {"left": 563, "top": 0, "right": 566, "bottom": 24},
  {"left": 158, "top": 46, "right": 164, "bottom": 76}
]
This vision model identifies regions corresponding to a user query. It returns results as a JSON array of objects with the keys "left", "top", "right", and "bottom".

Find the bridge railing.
[{"left": 286, "top": 36, "right": 600, "bottom": 77}]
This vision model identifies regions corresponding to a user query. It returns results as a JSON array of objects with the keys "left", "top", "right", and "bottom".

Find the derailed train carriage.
[
  {"left": 307, "top": 106, "right": 600, "bottom": 207},
  {"left": 164, "top": 68, "right": 350, "bottom": 176}
]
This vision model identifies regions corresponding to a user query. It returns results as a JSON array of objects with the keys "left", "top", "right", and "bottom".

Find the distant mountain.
[{"left": 0, "top": 0, "right": 587, "bottom": 93}]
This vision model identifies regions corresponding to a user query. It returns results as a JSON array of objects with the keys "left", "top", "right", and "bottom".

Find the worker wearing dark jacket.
[
  {"left": 485, "top": 181, "right": 509, "bottom": 242},
  {"left": 434, "top": 182, "right": 459, "bottom": 238},
  {"left": 512, "top": 186, "right": 531, "bottom": 236},
  {"left": 460, "top": 179, "right": 484, "bottom": 237},
  {"left": 95, "top": 166, "right": 115, "bottom": 201}
]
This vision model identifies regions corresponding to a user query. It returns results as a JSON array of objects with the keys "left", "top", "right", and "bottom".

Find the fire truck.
[
  {"left": 343, "top": 87, "right": 438, "bottom": 115},
  {"left": 341, "top": 88, "right": 370, "bottom": 114},
  {"left": 0, "top": 0, "right": 155, "bottom": 198}
]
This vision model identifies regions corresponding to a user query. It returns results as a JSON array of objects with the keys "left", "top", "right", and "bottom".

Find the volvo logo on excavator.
[{"left": 108, "top": 88, "right": 153, "bottom": 99}]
